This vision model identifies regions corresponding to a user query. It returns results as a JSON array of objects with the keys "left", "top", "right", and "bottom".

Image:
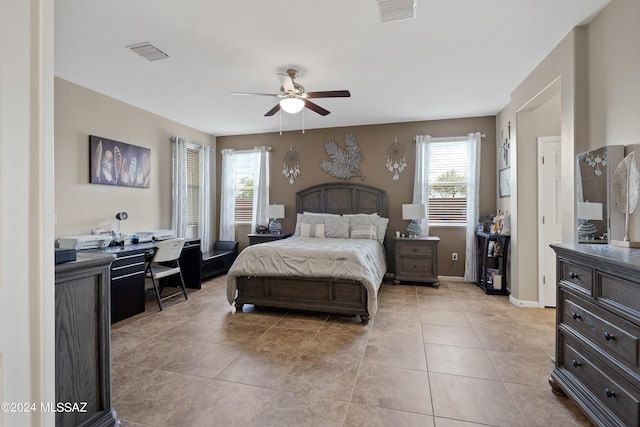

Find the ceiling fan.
[{"left": 232, "top": 68, "right": 351, "bottom": 117}]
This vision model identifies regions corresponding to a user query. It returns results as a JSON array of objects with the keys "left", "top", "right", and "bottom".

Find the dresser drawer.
[
  {"left": 562, "top": 291, "right": 640, "bottom": 373},
  {"left": 563, "top": 339, "right": 640, "bottom": 427},
  {"left": 559, "top": 259, "right": 593, "bottom": 295},
  {"left": 397, "top": 241, "right": 433, "bottom": 257},
  {"left": 598, "top": 272, "right": 640, "bottom": 320}
]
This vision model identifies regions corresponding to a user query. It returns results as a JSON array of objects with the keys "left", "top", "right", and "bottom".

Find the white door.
[{"left": 538, "top": 137, "right": 562, "bottom": 308}]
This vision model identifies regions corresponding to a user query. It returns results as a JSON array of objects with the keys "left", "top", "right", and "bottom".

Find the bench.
[{"left": 201, "top": 240, "right": 238, "bottom": 280}]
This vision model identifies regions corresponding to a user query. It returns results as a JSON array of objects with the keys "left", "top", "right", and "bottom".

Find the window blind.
[{"left": 428, "top": 139, "right": 468, "bottom": 223}]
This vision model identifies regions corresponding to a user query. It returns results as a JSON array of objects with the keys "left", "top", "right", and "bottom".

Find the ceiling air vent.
[
  {"left": 376, "top": 0, "right": 417, "bottom": 22},
  {"left": 126, "top": 42, "right": 169, "bottom": 61}
]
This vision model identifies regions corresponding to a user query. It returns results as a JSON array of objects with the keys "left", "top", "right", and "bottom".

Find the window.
[
  {"left": 427, "top": 138, "right": 468, "bottom": 224},
  {"left": 183, "top": 144, "right": 201, "bottom": 238},
  {"left": 234, "top": 151, "right": 258, "bottom": 223}
]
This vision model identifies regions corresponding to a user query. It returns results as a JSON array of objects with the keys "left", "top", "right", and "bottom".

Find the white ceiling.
[{"left": 54, "top": 0, "right": 610, "bottom": 136}]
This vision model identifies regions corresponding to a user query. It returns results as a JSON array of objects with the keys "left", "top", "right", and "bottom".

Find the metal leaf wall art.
[
  {"left": 320, "top": 132, "right": 364, "bottom": 180},
  {"left": 611, "top": 151, "right": 640, "bottom": 243}
]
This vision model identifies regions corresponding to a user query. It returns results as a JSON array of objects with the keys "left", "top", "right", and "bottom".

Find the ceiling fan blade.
[
  {"left": 281, "top": 75, "right": 296, "bottom": 93},
  {"left": 306, "top": 90, "right": 351, "bottom": 98},
  {"left": 231, "top": 92, "right": 279, "bottom": 97},
  {"left": 264, "top": 103, "right": 281, "bottom": 116},
  {"left": 304, "top": 100, "right": 330, "bottom": 116}
]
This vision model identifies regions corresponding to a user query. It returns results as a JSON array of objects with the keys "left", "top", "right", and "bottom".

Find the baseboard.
[
  {"left": 509, "top": 294, "right": 541, "bottom": 308},
  {"left": 438, "top": 275, "right": 466, "bottom": 282}
]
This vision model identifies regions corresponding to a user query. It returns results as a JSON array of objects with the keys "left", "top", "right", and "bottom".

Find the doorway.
[{"left": 538, "top": 136, "right": 562, "bottom": 307}]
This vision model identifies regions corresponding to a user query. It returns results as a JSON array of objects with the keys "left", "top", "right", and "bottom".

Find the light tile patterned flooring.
[{"left": 111, "top": 276, "right": 593, "bottom": 426}]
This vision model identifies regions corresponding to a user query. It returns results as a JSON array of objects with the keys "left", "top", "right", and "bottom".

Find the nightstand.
[
  {"left": 248, "top": 233, "right": 290, "bottom": 246},
  {"left": 393, "top": 236, "right": 440, "bottom": 287}
]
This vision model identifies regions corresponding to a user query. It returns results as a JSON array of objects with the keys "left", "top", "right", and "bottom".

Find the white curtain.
[
  {"left": 220, "top": 149, "right": 236, "bottom": 241},
  {"left": 171, "top": 137, "right": 188, "bottom": 238},
  {"left": 464, "top": 132, "right": 482, "bottom": 282},
  {"left": 199, "top": 145, "right": 213, "bottom": 252},
  {"left": 413, "top": 135, "right": 431, "bottom": 236},
  {"left": 251, "top": 146, "right": 270, "bottom": 232}
]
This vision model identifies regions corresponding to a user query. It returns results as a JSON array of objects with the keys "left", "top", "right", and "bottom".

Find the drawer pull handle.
[
  {"left": 604, "top": 388, "right": 616, "bottom": 398},
  {"left": 570, "top": 312, "right": 581, "bottom": 320},
  {"left": 572, "top": 360, "right": 582, "bottom": 368},
  {"left": 604, "top": 332, "right": 615, "bottom": 341},
  {"left": 568, "top": 271, "right": 580, "bottom": 279}
]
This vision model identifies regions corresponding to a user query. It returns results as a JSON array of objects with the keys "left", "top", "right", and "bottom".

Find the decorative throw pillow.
[
  {"left": 324, "top": 216, "right": 350, "bottom": 238},
  {"left": 294, "top": 213, "right": 325, "bottom": 235},
  {"left": 347, "top": 215, "right": 389, "bottom": 243},
  {"left": 301, "top": 222, "right": 326, "bottom": 238},
  {"left": 350, "top": 225, "right": 377, "bottom": 240}
]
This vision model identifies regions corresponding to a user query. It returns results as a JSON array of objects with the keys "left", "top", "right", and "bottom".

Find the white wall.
[{"left": 0, "top": 0, "right": 55, "bottom": 425}]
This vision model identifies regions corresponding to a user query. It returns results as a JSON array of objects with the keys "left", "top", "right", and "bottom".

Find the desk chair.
[{"left": 145, "top": 238, "right": 188, "bottom": 310}]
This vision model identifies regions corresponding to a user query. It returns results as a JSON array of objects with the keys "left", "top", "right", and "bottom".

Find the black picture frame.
[
  {"left": 89, "top": 135, "right": 150, "bottom": 188},
  {"left": 499, "top": 167, "right": 511, "bottom": 198}
]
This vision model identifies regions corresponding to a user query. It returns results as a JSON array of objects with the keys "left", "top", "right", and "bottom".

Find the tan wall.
[
  {"left": 54, "top": 78, "right": 215, "bottom": 239},
  {"left": 217, "top": 116, "right": 497, "bottom": 276},
  {"left": 587, "top": 0, "right": 640, "bottom": 240}
]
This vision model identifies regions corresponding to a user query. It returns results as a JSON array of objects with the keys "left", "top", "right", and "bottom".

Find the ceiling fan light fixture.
[{"left": 279, "top": 97, "right": 305, "bottom": 114}]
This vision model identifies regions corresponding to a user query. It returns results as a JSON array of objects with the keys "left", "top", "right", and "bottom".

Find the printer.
[{"left": 57, "top": 235, "right": 113, "bottom": 250}]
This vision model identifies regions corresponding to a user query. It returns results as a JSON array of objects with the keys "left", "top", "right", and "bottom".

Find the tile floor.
[{"left": 111, "top": 276, "right": 593, "bottom": 427}]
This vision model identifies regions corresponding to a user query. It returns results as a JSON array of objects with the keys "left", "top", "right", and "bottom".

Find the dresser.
[
  {"left": 550, "top": 243, "right": 640, "bottom": 427},
  {"left": 55, "top": 253, "right": 118, "bottom": 427},
  {"left": 393, "top": 236, "right": 440, "bottom": 287}
]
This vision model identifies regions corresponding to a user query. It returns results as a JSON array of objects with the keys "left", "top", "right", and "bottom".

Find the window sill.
[{"left": 429, "top": 222, "right": 466, "bottom": 228}]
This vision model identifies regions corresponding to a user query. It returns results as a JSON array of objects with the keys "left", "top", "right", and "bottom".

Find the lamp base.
[
  {"left": 577, "top": 221, "right": 597, "bottom": 240},
  {"left": 407, "top": 220, "right": 423, "bottom": 238},
  {"left": 269, "top": 219, "right": 281, "bottom": 234}
]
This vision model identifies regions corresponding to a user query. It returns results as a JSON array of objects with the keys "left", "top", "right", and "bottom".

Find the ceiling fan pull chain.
[
  {"left": 302, "top": 108, "right": 305, "bottom": 134},
  {"left": 279, "top": 110, "right": 282, "bottom": 136}
]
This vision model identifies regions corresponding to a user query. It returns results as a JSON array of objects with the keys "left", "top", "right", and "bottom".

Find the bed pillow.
[
  {"left": 324, "top": 216, "right": 350, "bottom": 238},
  {"left": 343, "top": 212, "right": 380, "bottom": 217},
  {"left": 350, "top": 225, "right": 377, "bottom": 240},
  {"left": 294, "top": 213, "right": 325, "bottom": 235},
  {"left": 347, "top": 215, "right": 389, "bottom": 244},
  {"left": 300, "top": 222, "right": 325, "bottom": 238}
]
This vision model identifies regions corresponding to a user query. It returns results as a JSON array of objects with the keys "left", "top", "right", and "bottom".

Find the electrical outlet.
[{"left": 452, "top": 252, "right": 458, "bottom": 261}]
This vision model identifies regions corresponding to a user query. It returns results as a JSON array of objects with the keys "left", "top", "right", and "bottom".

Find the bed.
[{"left": 226, "top": 182, "right": 388, "bottom": 323}]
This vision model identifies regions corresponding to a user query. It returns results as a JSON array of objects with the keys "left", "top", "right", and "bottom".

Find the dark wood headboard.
[{"left": 296, "top": 183, "right": 387, "bottom": 217}]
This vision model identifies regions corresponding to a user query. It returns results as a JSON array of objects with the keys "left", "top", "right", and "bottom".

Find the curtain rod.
[{"left": 412, "top": 133, "right": 486, "bottom": 141}]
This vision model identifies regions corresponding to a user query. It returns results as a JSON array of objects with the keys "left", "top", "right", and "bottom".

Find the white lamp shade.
[
  {"left": 402, "top": 203, "right": 426, "bottom": 220},
  {"left": 577, "top": 202, "right": 603, "bottom": 221},
  {"left": 267, "top": 204, "right": 285, "bottom": 219},
  {"left": 279, "top": 97, "right": 305, "bottom": 114}
]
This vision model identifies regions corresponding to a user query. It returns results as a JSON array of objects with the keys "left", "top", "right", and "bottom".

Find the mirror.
[{"left": 576, "top": 145, "right": 624, "bottom": 243}]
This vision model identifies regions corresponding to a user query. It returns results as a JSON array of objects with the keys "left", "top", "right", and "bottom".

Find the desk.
[{"left": 90, "top": 238, "right": 200, "bottom": 323}]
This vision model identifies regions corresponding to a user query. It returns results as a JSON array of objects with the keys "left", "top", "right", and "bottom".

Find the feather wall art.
[
  {"left": 320, "top": 132, "right": 364, "bottom": 180},
  {"left": 89, "top": 135, "right": 150, "bottom": 188}
]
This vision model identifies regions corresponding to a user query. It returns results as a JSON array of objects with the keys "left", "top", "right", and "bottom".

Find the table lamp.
[
  {"left": 402, "top": 203, "right": 426, "bottom": 237},
  {"left": 267, "top": 204, "right": 285, "bottom": 234},
  {"left": 577, "top": 201, "right": 602, "bottom": 240}
]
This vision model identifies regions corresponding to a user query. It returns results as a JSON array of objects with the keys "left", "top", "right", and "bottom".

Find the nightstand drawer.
[
  {"left": 559, "top": 259, "right": 592, "bottom": 295},
  {"left": 397, "top": 241, "right": 433, "bottom": 257},
  {"left": 562, "top": 292, "right": 640, "bottom": 372},
  {"left": 564, "top": 339, "right": 640, "bottom": 427},
  {"left": 398, "top": 257, "right": 432, "bottom": 274}
]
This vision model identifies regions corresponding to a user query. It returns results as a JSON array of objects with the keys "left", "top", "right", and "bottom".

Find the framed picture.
[
  {"left": 499, "top": 167, "right": 511, "bottom": 197},
  {"left": 90, "top": 135, "right": 150, "bottom": 188}
]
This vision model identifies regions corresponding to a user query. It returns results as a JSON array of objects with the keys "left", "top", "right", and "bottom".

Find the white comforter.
[{"left": 226, "top": 236, "right": 387, "bottom": 316}]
